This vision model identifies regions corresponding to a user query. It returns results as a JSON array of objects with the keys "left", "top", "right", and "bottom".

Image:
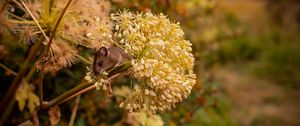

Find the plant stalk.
[
  {"left": 0, "top": 38, "right": 44, "bottom": 126},
  {"left": 68, "top": 95, "right": 80, "bottom": 126},
  {"left": 36, "top": 0, "right": 73, "bottom": 109},
  {"left": 0, "top": 63, "right": 17, "bottom": 76},
  {"left": 45, "top": 81, "right": 91, "bottom": 108}
]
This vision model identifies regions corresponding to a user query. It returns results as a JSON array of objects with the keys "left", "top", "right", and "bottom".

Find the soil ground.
[{"left": 214, "top": 67, "right": 300, "bottom": 126}]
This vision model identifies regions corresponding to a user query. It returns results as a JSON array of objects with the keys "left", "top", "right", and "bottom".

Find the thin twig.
[
  {"left": 7, "top": 11, "right": 30, "bottom": 21},
  {"left": 46, "top": 72, "right": 122, "bottom": 110},
  {"left": 11, "top": 0, "right": 25, "bottom": 12},
  {"left": 20, "top": 0, "right": 49, "bottom": 41},
  {"left": 20, "top": 0, "right": 49, "bottom": 108},
  {"left": 32, "top": 111, "right": 39, "bottom": 126},
  {"left": 17, "top": 59, "right": 131, "bottom": 126},
  {"left": 38, "top": 66, "right": 44, "bottom": 108},
  {"left": 22, "top": 66, "right": 130, "bottom": 124},
  {"left": 0, "top": 63, "right": 17, "bottom": 76},
  {"left": 41, "top": 0, "right": 73, "bottom": 57},
  {"left": 59, "top": 73, "right": 121, "bottom": 105},
  {"left": 60, "top": 85, "right": 95, "bottom": 105},
  {"left": 68, "top": 95, "right": 80, "bottom": 126},
  {"left": 24, "top": 63, "right": 36, "bottom": 81},
  {"left": 20, "top": 81, "right": 89, "bottom": 124},
  {"left": 110, "top": 38, "right": 125, "bottom": 51},
  {"left": 35, "top": 0, "right": 73, "bottom": 109},
  {"left": 75, "top": 54, "right": 92, "bottom": 65},
  {"left": 46, "top": 81, "right": 90, "bottom": 109},
  {"left": 7, "top": 19, "right": 35, "bottom": 24}
]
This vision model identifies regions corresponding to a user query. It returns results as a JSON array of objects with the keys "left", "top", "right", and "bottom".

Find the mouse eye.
[{"left": 97, "top": 61, "right": 103, "bottom": 66}]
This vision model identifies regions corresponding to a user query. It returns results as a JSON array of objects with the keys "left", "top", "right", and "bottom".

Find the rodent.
[{"left": 92, "top": 46, "right": 131, "bottom": 76}]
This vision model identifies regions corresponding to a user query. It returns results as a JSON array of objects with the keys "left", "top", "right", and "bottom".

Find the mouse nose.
[{"left": 93, "top": 71, "right": 100, "bottom": 76}]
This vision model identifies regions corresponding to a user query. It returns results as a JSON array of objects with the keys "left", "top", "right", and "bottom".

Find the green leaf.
[
  {"left": 15, "top": 82, "right": 29, "bottom": 111},
  {"left": 28, "top": 92, "right": 40, "bottom": 113}
]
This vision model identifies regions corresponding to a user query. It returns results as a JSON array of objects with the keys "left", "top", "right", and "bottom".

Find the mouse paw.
[
  {"left": 108, "top": 90, "right": 113, "bottom": 97},
  {"left": 103, "top": 79, "right": 113, "bottom": 97},
  {"left": 114, "top": 63, "right": 120, "bottom": 68}
]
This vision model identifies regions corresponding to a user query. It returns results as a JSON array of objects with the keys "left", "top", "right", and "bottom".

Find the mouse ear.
[{"left": 99, "top": 47, "right": 108, "bottom": 56}]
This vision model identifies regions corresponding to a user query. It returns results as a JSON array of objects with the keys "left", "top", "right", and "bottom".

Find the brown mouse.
[{"left": 92, "top": 46, "right": 131, "bottom": 76}]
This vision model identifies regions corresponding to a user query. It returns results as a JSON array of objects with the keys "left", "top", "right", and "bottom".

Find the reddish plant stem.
[
  {"left": 45, "top": 81, "right": 91, "bottom": 109},
  {"left": 68, "top": 95, "right": 80, "bottom": 126},
  {"left": 32, "top": 112, "right": 39, "bottom": 126},
  {"left": 60, "top": 85, "right": 96, "bottom": 105},
  {"left": 38, "top": 66, "right": 45, "bottom": 108},
  {"left": 45, "top": 73, "right": 122, "bottom": 109},
  {"left": 23, "top": 64, "right": 130, "bottom": 124},
  {"left": 36, "top": 0, "right": 73, "bottom": 109}
]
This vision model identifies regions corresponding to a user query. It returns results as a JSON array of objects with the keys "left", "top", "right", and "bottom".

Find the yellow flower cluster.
[
  {"left": 111, "top": 11, "right": 196, "bottom": 113},
  {"left": 130, "top": 111, "right": 164, "bottom": 126}
]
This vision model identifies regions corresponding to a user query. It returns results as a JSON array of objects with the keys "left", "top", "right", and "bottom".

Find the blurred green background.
[{"left": 1, "top": 0, "right": 300, "bottom": 126}]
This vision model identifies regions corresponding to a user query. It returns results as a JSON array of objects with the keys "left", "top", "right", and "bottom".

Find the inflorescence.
[{"left": 86, "top": 10, "right": 196, "bottom": 113}]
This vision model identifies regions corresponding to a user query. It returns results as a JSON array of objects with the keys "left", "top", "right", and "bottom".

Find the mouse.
[
  {"left": 92, "top": 46, "right": 131, "bottom": 96},
  {"left": 92, "top": 46, "right": 131, "bottom": 76}
]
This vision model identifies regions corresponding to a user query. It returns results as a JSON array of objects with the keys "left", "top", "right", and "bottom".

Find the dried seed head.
[
  {"left": 10, "top": 0, "right": 113, "bottom": 72},
  {"left": 17, "top": 26, "right": 39, "bottom": 45},
  {"left": 36, "top": 41, "right": 77, "bottom": 72},
  {"left": 21, "top": 0, "right": 41, "bottom": 18}
]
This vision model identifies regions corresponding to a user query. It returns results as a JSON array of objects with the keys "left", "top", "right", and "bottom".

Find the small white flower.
[
  {"left": 86, "top": 33, "right": 93, "bottom": 37},
  {"left": 145, "top": 89, "right": 150, "bottom": 95},
  {"left": 119, "top": 102, "right": 124, "bottom": 108},
  {"left": 109, "top": 10, "right": 196, "bottom": 113}
]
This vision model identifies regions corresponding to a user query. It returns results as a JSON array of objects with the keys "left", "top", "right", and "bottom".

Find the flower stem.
[
  {"left": 35, "top": 0, "right": 74, "bottom": 109},
  {"left": 0, "top": 38, "right": 44, "bottom": 125},
  {"left": 20, "top": 81, "right": 91, "bottom": 124},
  {"left": 46, "top": 70, "right": 128, "bottom": 110},
  {"left": 68, "top": 95, "right": 80, "bottom": 126},
  {"left": 45, "top": 81, "right": 91, "bottom": 108},
  {"left": 48, "top": 72, "right": 122, "bottom": 108},
  {"left": 38, "top": 66, "right": 45, "bottom": 108},
  {"left": 0, "top": 63, "right": 17, "bottom": 76},
  {"left": 75, "top": 54, "right": 91, "bottom": 65},
  {"left": 22, "top": 63, "right": 131, "bottom": 124},
  {"left": 60, "top": 85, "right": 95, "bottom": 106},
  {"left": 41, "top": 0, "right": 73, "bottom": 57},
  {"left": 24, "top": 64, "right": 36, "bottom": 82},
  {"left": 7, "top": 19, "right": 35, "bottom": 24}
]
